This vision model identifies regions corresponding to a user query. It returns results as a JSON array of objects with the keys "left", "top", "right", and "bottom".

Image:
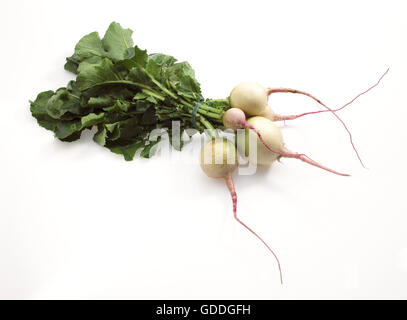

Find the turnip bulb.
[
  {"left": 200, "top": 138, "right": 283, "bottom": 284},
  {"left": 200, "top": 138, "right": 237, "bottom": 179},
  {"left": 229, "top": 82, "right": 268, "bottom": 116},
  {"left": 238, "top": 116, "right": 284, "bottom": 166},
  {"left": 238, "top": 116, "right": 350, "bottom": 176}
]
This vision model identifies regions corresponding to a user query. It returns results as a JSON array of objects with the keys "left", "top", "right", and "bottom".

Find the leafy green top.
[{"left": 30, "top": 22, "right": 230, "bottom": 160}]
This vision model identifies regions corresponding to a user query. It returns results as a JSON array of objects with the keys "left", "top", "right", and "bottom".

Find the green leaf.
[
  {"left": 101, "top": 100, "right": 131, "bottom": 112},
  {"left": 60, "top": 131, "right": 82, "bottom": 142},
  {"left": 126, "top": 66, "right": 149, "bottom": 84},
  {"left": 76, "top": 58, "right": 120, "bottom": 91},
  {"left": 31, "top": 91, "right": 84, "bottom": 140},
  {"left": 145, "top": 59, "right": 162, "bottom": 81},
  {"left": 141, "top": 106, "right": 157, "bottom": 125},
  {"left": 133, "top": 99, "right": 153, "bottom": 113},
  {"left": 54, "top": 121, "right": 83, "bottom": 139},
  {"left": 118, "top": 46, "right": 148, "bottom": 70},
  {"left": 148, "top": 53, "right": 176, "bottom": 67},
  {"left": 167, "top": 62, "right": 202, "bottom": 100},
  {"left": 31, "top": 21, "right": 230, "bottom": 160},
  {"left": 30, "top": 91, "right": 54, "bottom": 118},
  {"left": 146, "top": 96, "right": 158, "bottom": 104},
  {"left": 67, "top": 80, "right": 81, "bottom": 97},
  {"left": 102, "top": 22, "right": 134, "bottom": 61},
  {"left": 93, "top": 126, "right": 106, "bottom": 146},
  {"left": 64, "top": 55, "right": 80, "bottom": 74},
  {"left": 133, "top": 92, "right": 148, "bottom": 100},
  {"left": 81, "top": 112, "right": 105, "bottom": 127},
  {"left": 105, "top": 123, "right": 121, "bottom": 141},
  {"left": 114, "top": 117, "right": 144, "bottom": 139},
  {"left": 88, "top": 96, "right": 114, "bottom": 108},
  {"left": 140, "top": 138, "right": 161, "bottom": 158},
  {"left": 45, "top": 88, "right": 82, "bottom": 119},
  {"left": 144, "top": 53, "right": 177, "bottom": 82},
  {"left": 74, "top": 32, "right": 106, "bottom": 60},
  {"left": 77, "top": 56, "right": 103, "bottom": 73},
  {"left": 109, "top": 141, "right": 145, "bottom": 161}
]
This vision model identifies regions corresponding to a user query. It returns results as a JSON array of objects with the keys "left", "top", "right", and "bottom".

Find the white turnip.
[
  {"left": 228, "top": 69, "right": 389, "bottom": 167},
  {"left": 228, "top": 81, "right": 362, "bottom": 165},
  {"left": 222, "top": 109, "right": 349, "bottom": 176},
  {"left": 229, "top": 82, "right": 269, "bottom": 116},
  {"left": 241, "top": 116, "right": 349, "bottom": 176},
  {"left": 200, "top": 138, "right": 283, "bottom": 284}
]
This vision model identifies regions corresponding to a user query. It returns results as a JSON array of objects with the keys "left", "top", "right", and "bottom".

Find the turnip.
[
  {"left": 200, "top": 138, "right": 237, "bottom": 178},
  {"left": 222, "top": 109, "right": 349, "bottom": 176},
  {"left": 31, "top": 22, "right": 390, "bottom": 286},
  {"left": 229, "top": 82, "right": 268, "bottom": 116},
  {"left": 228, "top": 69, "right": 389, "bottom": 168},
  {"left": 228, "top": 81, "right": 363, "bottom": 165},
  {"left": 200, "top": 138, "right": 283, "bottom": 284},
  {"left": 228, "top": 81, "right": 338, "bottom": 122}
]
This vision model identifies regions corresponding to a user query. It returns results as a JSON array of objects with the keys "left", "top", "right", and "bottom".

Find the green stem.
[
  {"left": 86, "top": 80, "right": 169, "bottom": 104},
  {"left": 213, "top": 98, "right": 229, "bottom": 105},
  {"left": 198, "top": 110, "right": 223, "bottom": 119},
  {"left": 150, "top": 79, "right": 178, "bottom": 100},
  {"left": 179, "top": 98, "right": 222, "bottom": 114},
  {"left": 178, "top": 98, "right": 193, "bottom": 108},
  {"left": 67, "top": 92, "right": 80, "bottom": 100},
  {"left": 199, "top": 115, "right": 218, "bottom": 138},
  {"left": 142, "top": 88, "right": 165, "bottom": 101},
  {"left": 136, "top": 64, "right": 179, "bottom": 100},
  {"left": 178, "top": 99, "right": 223, "bottom": 121},
  {"left": 88, "top": 80, "right": 152, "bottom": 91},
  {"left": 200, "top": 104, "right": 224, "bottom": 113},
  {"left": 168, "top": 81, "right": 177, "bottom": 91},
  {"left": 134, "top": 69, "right": 225, "bottom": 121},
  {"left": 97, "top": 73, "right": 224, "bottom": 131}
]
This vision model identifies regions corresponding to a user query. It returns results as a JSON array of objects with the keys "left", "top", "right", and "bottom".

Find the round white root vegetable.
[
  {"left": 238, "top": 116, "right": 284, "bottom": 166},
  {"left": 229, "top": 71, "right": 389, "bottom": 169},
  {"left": 237, "top": 116, "right": 350, "bottom": 176},
  {"left": 257, "top": 106, "right": 276, "bottom": 121},
  {"left": 223, "top": 108, "right": 283, "bottom": 164},
  {"left": 216, "top": 71, "right": 388, "bottom": 283},
  {"left": 200, "top": 138, "right": 237, "bottom": 178},
  {"left": 222, "top": 108, "right": 282, "bottom": 159},
  {"left": 222, "top": 110, "right": 348, "bottom": 175},
  {"left": 228, "top": 81, "right": 349, "bottom": 124},
  {"left": 200, "top": 138, "right": 283, "bottom": 284},
  {"left": 229, "top": 82, "right": 269, "bottom": 116},
  {"left": 222, "top": 108, "right": 247, "bottom": 131}
]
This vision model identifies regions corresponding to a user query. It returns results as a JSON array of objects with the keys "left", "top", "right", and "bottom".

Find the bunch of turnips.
[{"left": 30, "top": 22, "right": 388, "bottom": 284}]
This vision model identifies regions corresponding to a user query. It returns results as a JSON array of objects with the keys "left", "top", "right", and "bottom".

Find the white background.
[{"left": 1, "top": 0, "right": 406, "bottom": 299}]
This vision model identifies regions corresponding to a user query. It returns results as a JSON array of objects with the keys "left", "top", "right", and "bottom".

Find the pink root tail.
[
  {"left": 224, "top": 175, "right": 283, "bottom": 285},
  {"left": 266, "top": 84, "right": 366, "bottom": 168},
  {"left": 283, "top": 150, "right": 350, "bottom": 177},
  {"left": 276, "top": 68, "right": 389, "bottom": 120},
  {"left": 267, "top": 68, "right": 390, "bottom": 168},
  {"left": 242, "top": 121, "right": 349, "bottom": 177}
]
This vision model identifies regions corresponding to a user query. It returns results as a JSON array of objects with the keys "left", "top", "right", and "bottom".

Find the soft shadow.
[{"left": 235, "top": 163, "right": 285, "bottom": 195}]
